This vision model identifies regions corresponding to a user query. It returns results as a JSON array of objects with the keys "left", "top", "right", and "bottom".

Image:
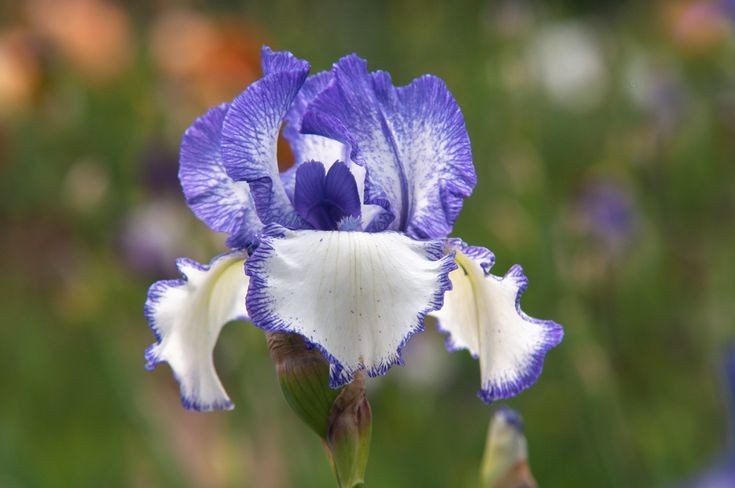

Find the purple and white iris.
[{"left": 144, "top": 47, "right": 563, "bottom": 411}]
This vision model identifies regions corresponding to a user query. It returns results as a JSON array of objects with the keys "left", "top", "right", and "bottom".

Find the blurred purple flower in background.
[
  {"left": 139, "top": 140, "right": 180, "bottom": 195},
  {"left": 116, "top": 141, "right": 199, "bottom": 278},
  {"left": 723, "top": 0, "right": 735, "bottom": 20},
  {"left": 578, "top": 180, "right": 638, "bottom": 256},
  {"left": 119, "top": 200, "right": 192, "bottom": 278},
  {"left": 625, "top": 54, "right": 687, "bottom": 137}
]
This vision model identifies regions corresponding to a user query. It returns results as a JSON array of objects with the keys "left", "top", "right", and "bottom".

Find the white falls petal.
[
  {"left": 145, "top": 251, "right": 248, "bottom": 411},
  {"left": 245, "top": 225, "right": 456, "bottom": 387},
  {"left": 432, "top": 240, "right": 563, "bottom": 402}
]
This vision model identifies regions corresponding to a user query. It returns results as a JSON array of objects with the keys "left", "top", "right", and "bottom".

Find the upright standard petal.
[
  {"left": 261, "top": 45, "right": 310, "bottom": 75},
  {"left": 278, "top": 71, "right": 397, "bottom": 229},
  {"left": 283, "top": 71, "right": 350, "bottom": 171},
  {"left": 432, "top": 240, "right": 563, "bottom": 403},
  {"left": 245, "top": 225, "right": 456, "bottom": 387},
  {"left": 301, "top": 54, "right": 476, "bottom": 238},
  {"left": 145, "top": 252, "right": 249, "bottom": 411},
  {"left": 221, "top": 52, "right": 310, "bottom": 229},
  {"left": 179, "top": 103, "right": 262, "bottom": 249}
]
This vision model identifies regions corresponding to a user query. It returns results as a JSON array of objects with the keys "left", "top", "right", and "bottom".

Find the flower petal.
[
  {"left": 279, "top": 72, "right": 391, "bottom": 229},
  {"left": 432, "top": 240, "right": 563, "bottom": 403},
  {"left": 261, "top": 45, "right": 310, "bottom": 75},
  {"left": 283, "top": 71, "right": 350, "bottom": 171},
  {"left": 245, "top": 225, "right": 456, "bottom": 387},
  {"left": 145, "top": 251, "right": 249, "bottom": 411},
  {"left": 179, "top": 103, "right": 262, "bottom": 249},
  {"left": 301, "top": 54, "right": 476, "bottom": 238},
  {"left": 294, "top": 161, "right": 361, "bottom": 230},
  {"left": 221, "top": 51, "right": 310, "bottom": 229}
]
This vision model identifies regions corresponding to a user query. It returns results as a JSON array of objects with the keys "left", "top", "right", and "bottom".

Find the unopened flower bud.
[
  {"left": 480, "top": 407, "right": 537, "bottom": 488},
  {"left": 326, "top": 373, "right": 372, "bottom": 488},
  {"left": 266, "top": 332, "right": 339, "bottom": 437}
]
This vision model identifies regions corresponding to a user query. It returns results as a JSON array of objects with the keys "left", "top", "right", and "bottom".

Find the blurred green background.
[{"left": 1, "top": 0, "right": 734, "bottom": 486}]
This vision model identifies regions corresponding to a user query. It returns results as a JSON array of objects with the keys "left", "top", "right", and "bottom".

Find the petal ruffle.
[
  {"left": 301, "top": 54, "right": 476, "bottom": 238},
  {"left": 261, "top": 45, "right": 310, "bottom": 75},
  {"left": 283, "top": 71, "right": 350, "bottom": 174},
  {"left": 221, "top": 50, "right": 310, "bottom": 229},
  {"left": 279, "top": 72, "right": 394, "bottom": 229},
  {"left": 145, "top": 251, "right": 249, "bottom": 411},
  {"left": 179, "top": 103, "right": 262, "bottom": 249},
  {"left": 245, "top": 224, "right": 456, "bottom": 387},
  {"left": 432, "top": 240, "right": 563, "bottom": 403}
]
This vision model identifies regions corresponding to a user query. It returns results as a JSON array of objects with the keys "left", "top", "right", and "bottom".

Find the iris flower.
[{"left": 144, "top": 47, "right": 563, "bottom": 411}]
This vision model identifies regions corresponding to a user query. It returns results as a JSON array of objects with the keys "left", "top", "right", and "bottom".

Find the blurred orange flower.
[
  {"left": 149, "top": 9, "right": 263, "bottom": 113},
  {"left": 663, "top": 0, "right": 733, "bottom": 54},
  {"left": 25, "top": 0, "right": 133, "bottom": 82},
  {"left": 0, "top": 28, "right": 40, "bottom": 116}
]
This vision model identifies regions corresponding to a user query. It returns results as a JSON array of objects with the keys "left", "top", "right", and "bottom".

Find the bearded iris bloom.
[{"left": 144, "top": 47, "right": 563, "bottom": 411}]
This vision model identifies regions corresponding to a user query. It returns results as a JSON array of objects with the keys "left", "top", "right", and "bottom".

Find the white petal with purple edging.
[
  {"left": 145, "top": 251, "right": 249, "bottom": 411},
  {"left": 246, "top": 225, "right": 456, "bottom": 387},
  {"left": 432, "top": 241, "right": 563, "bottom": 403}
]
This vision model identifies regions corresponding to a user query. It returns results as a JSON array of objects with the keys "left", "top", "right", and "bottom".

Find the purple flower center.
[{"left": 294, "top": 161, "right": 361, "bottom": 231}]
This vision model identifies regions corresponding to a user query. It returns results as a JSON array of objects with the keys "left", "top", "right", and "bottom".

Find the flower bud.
[
  {"left": 480, "top": 407, "right": 537, "bottom": 488},
  {"left": 326, "top": 373, "right": 372, "bottom": 488},
  {"left": 266, "top": 332, "right": 339, "bottom": 437},
  {"left": 266, "top": 332, "right": 372, "bottom": 487}
]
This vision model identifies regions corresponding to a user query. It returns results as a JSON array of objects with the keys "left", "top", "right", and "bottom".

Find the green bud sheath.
[
  {"left": 480, "top": 408, "right": 536, "bottom": 488},
  {"left": 267, "top": 332, "right": 372, "bottom": 487},
  {"left": 266, "top": 332, "right": 340, "bottom": 437},
  {"left": 326, "top": 373, "right": 372, "bottom": 488}
]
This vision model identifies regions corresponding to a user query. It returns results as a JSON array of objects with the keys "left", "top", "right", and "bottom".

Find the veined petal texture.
[
  {"left": 179, "top": 103, "right": 262, "bottom": 249},
  {"left": 245, "top": 225, "right": 456, "bottom": 387},
  {"left": 301, "top": 54, "right": 476, "bottom": 238}
]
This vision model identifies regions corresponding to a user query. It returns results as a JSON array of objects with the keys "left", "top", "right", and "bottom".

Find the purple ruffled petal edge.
[{"left": 477, "top": 264, "right": 564, "bottom": 404}]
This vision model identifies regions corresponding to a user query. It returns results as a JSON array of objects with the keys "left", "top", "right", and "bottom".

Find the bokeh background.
[{"left": 1, "top": 0, "right": 734, "bottom": 486}]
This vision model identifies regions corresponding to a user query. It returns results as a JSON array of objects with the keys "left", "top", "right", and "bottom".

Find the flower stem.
[{"left": 267, "top": 332, "right": 372, "bottom": 487}]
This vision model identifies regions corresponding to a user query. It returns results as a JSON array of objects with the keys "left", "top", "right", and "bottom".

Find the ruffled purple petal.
[
  {"left": 301, "top": 54, "right": 476, "bottom": 239},
  {"left": 179, "top": 103, "right": 262, "bottom": 248},
  {"left": 261, "top": 45, "right": 310, "bottom": 75},
  {"left": 284, "top": 72, "right": 349, "bottom": 165},
  {"left": 221, "top": 51, "right": 310, "bottom": 229}
]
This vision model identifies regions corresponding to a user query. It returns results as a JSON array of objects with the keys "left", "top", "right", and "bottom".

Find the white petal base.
[
  {"left": 145, "top": 252, "right": 249, "bottom": 411},
  {"left": 432, "top": 241, "right": 563, "bottom": 403},
  {"left": 246, "top": 226, "right": 455, "bottom": 387}
]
